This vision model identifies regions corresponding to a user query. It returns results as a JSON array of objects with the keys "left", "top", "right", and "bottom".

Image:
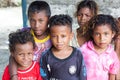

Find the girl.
[
  {"left": 71, "top": 0, "right": 98, "bottom": 47},
  {"left": 80, "top": 14, "right": 119, "bottom": 80}
]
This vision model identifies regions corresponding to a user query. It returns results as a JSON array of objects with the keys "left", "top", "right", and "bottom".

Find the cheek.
[
  {"left": 30, "top": 23, "right": 35, "bottom": 28},
  {"left": 14, "top": 56, "right": 21, "bottom": 62},
  {"left": 77, "top": 16, "right": 81, "bottom": 21},
  {"left": 50, "top": 38, "right": 56, "bottom": 43}
]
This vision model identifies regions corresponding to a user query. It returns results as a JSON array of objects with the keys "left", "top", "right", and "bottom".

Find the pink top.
[{"left": 80, "top": 41, "right": 119, "bottom": 80}]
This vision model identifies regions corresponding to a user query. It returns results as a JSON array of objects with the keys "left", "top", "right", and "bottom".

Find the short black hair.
[
  {"left": 28, "top": 1, "right": 51, "bottom": 18},
  {"left": 9, "top": 29, "right": 35, "bottom": 52},
  {"left": 49, "top": 14, "right": 73, "bottom": 32}
]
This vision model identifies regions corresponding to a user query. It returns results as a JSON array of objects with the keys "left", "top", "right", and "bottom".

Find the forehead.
[
  {"left": 29, "top": 10, "right": 48, "bottom": 18},
  {"left": 78, "top": 7, "right": 92, "bottom": 14},
  {"left": 15, "top": 42, "right": 33, "bottom": 51},
  {"left": 50, "top": 25, "right": 71, "bottom": 33},
  {"left": 94, "top": 24, "right": 112, "bottom": 32}
]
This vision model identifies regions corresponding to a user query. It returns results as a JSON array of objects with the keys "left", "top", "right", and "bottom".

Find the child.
[
  {"left": 80, "top": 14, "right": 119, "bottom": 80},
  {"left": 25, "top": 0, "right": 52, "bottom": 61},
  {"left": 40, "top": 14, "right": 87, "bottom": 80},
  {"left": 2, "top": 30, "right": 42, "bottom": 80},
  {"left": 9, "top": 1, "right": 52, "bottom": 80},
  {"left": 71, "top": 0, "right": 98, "bottom": 47}
]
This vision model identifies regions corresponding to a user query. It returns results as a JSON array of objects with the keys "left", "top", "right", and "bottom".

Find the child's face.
[
  {"left": 50, "top": 25, "right": 73, "bottom": 50},
  {"left": 77, "top": 7, "right": 93, "bottom": 27},
  {"left": 29, "top": 11, "right": 49, "bottom": 38},
  {"left": 92, "top": 24, "right": 115, "bottom": 49},
  {"left": 12, "top": 42, "right": 34, "bottom": 70}
]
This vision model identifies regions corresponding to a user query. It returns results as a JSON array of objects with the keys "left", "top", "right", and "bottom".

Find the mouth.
[
  {"left": 34, "top": 30, "right": 42, "bottom": 34},
  {"left": 79, "top": 22, "right": 86, "bottom": 26},
  {"left": 22, "top": 61, "right": 32, "bottom": 66},
  {"left": 56, "top": 44, "right": 63, "bottom": 49},
  {"left": 99, "top": 43, "right": 106, "bottom": 46}
]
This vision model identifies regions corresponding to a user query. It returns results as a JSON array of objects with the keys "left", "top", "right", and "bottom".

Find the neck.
[
  {"left": 35, "top": 30, "right": 49, "bottom": 40},
  {"left": 93, "top": 43, "right": 108, "bottom": 54},
  {"left": 52, "top": 46, "right": 73, "bottom": 59}
]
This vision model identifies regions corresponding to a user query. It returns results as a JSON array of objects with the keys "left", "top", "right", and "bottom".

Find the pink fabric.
[{"left": 80, "top": 41, "right": 119, "bottom": 80}]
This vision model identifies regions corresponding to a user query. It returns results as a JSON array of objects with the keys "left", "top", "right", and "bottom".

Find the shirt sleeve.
[
  {"left": 35, "top": 63, "right": 43, "bottom": 80},
  {"left": 79, "top": 53, "right": 87, "bottom": 80},
  {"left": 2, "top": 66, "right": 10, "bottom": 80},
  {"left": 40, "top": 53, "right": 49, "bottom": 80},
  {"left": 109, "top": 51, "right": 120, "bottom": 74}
]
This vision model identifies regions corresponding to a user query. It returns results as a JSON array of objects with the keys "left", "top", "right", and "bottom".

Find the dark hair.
[
  {"left": 28, "top": 1, "right": 51, "bottom": 18},
  {"left": 49, "top": 14, "right": 73, "bottom": 32},
  {"left": 87, "top": 14, "right": 119, "bottom": 40},
  {"left": 75, "top": 0, "right": 98, "bottom": 17},
  {"left": 9, "top": 29, "right": 35, "bottom": 52},
  {"left": 115, "top": 17, "right": 120, "bottom": 37}
]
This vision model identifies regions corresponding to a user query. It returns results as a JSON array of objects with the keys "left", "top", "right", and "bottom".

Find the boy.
[
  {"left": 24, "top": 0, "right": 52, "bottom": 61},
  {"left": 9, "top": 1, "right": 52, "bottom": 80},
  {"left": 2, "top": 30, "right": 42, "bottom": 80},
  {"left": 40, "top": 14, "right": 87, "bottom": 80}
]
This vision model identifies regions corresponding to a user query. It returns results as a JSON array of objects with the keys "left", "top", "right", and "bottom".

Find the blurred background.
[{"left": 0, "top": 0, "right": 120, "bottom": 79}]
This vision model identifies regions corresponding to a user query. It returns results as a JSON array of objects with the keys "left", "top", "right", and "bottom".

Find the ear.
[
  {"left": 112, "top": 31, "right": 116, "bottom": 38},
  {"left": 11, "top": 52, "right": 15, "bottom": 57},
  {"left": 70, "top": 32, "right": 74, "bottom": 40}
]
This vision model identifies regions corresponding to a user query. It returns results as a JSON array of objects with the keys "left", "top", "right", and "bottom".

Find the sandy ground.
[{"left": 0, "top": 7, "right": 22, "bottom": 79}]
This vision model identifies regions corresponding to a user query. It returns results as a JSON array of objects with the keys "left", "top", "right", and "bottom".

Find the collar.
[
  {"left": 31, "top": 29, "right": 50, "bottom": 43},
  {"left": 87, "top": 41, "right": 113, "bottom": 54}
]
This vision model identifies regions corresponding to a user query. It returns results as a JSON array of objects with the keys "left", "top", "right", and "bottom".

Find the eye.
[
  {"left": 94, "top": 33, "right": 100, "bottom": 37},
  {"left": 86, "top": 14, "right": 91, "bottom": 18},
  {"left": 104, "top": 32, "right": 109, "bottom": 36},
  {"left": 61, "top": 35, "right": 66, "bottom": 38},
  {"left": 28, "top": 52, "right": 33, "bottom": 55},
  {"left": 17, "top": 53, "right": 24, "bottom": 57},
  {"left": 39, "top": 19, "right": 44, "bottom": 23},
  {"left": 77, "top": 13, "right": 82, "bottom": 16},
  {"left": 30, "top": 19, "right": 35, "bottom": 23}
]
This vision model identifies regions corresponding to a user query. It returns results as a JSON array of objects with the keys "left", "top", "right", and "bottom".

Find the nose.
[
  {"left": 35, "top": 21, "right": 39, "bottom": 28},
  {"left": 23, "top": 54, "right": 28, "bottom": 60},
  {"left": 100, "top": 35, "right": 105, "bottom": 41},
  {"left": 57, "top": 36, "right": 61, "bottom": 43},
  {"left": 81, "top": 15, "right": 86, "bottom": 21}
]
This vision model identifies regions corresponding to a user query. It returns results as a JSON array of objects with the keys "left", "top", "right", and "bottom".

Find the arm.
[
  {"left": 40, "top": 54, "right": 49, "bottom": 80},
  {"left": 109, "top": 74, "right": 115, "bottom": 80},
  {"left": 114, "top": 35, "right": 120, "bottom": 60},
  {"left": 78, "top": 51, "right": 87, "bottom": 80},
  {"left": 2, "top": 66, "right": 10, "bottom": 80},
  {"left": 80, "top": 58, "right": 87, "bottom": 80},
  {"left": 9, "top": 55, "right": 18, "bottom": 80}
]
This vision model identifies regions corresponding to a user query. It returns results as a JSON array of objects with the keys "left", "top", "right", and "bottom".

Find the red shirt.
[{"left": 2, "top": 61, "right": 42, "bottom": 80}]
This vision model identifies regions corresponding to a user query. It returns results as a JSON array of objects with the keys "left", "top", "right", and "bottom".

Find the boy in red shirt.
[{"left": 2, "top": 30, "right": 42, "bottom": 80}]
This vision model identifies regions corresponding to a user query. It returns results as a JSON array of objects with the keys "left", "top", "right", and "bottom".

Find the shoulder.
[
  {"left": 72, "top": 47, "right": 83, "bottom": 58},
  {"left": 2, "top": 65, "right": 10, "bottom": 80},
  {"left": 80, "top": 41, "right": 92, "bottom": 50},
  {"left": 107, "top": 45, "right": 118, "bottom": 58},
  {"left": 21, "top": 27, "right": 31, "bottom": 31},
  {"left": 42, "top": 48, "right": 51, "bottom": 56},
  {"left": 40, "top": 48, "right": 52, "bottom": 61}
]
